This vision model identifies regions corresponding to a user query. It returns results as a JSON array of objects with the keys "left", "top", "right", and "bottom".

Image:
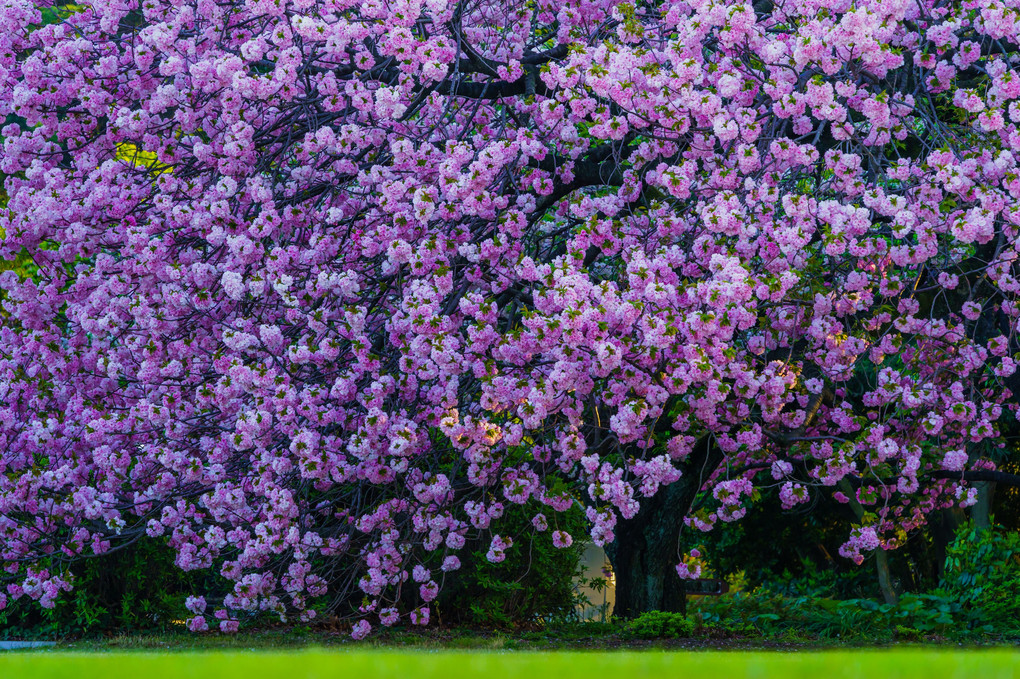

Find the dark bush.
[
  {"left": 689, "top": 590, "right": 968, "bottom": 640},
  {"left": 434, "top": 501, "right": 586, "bottom": 628},
  {"left": 0, "top": 540, "right": 205, "bottom": 639}
]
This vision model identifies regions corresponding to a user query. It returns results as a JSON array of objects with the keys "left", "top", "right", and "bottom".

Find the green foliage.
[
  {"left": 435, "top": 502, "right": 586, "bottom": 628},
  {"left": 754, "top": 561, "right": 882, "bottom": 600},
  {"left": 936, "top": 523, "right": 1020, "bottom": 633},
  {"left": 686, "top": 485, "right": 886, "bottom": 599},
  {"left": 572, "top": 572, "right": 612, "bottom": 623},
  {"left": 690, "top": 591, "right": 972, "bottom": 640},
  {"left": 0, "top": 248, "right": 38, "bottom": 283},
  {"left": 0, "top": 189, "right": 41, "bottom": 287},
  {"left": 622, "top": 611, "right": 694, "bottom": 639},
  {"left": 0, "top": 541, "right": 202, "bottom": 639},
  {"left": 37, "top": 3, "right": 84, "bottom": 26},
  {"left": 894, "top": 625, "right": 922, "bottom": 641}
]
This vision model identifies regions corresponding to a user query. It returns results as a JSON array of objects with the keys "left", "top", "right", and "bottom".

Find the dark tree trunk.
[
  {"left": 605, "top": 480, "right": 693, "bottom": 617},
  {"left": 874, "top": 548, "right": 898, "bottom": 605},
  {"left": 605, "top": 436, "right": 723, "bottom": 618},
  {"left": 932, "top": 508, "right": 965, "bottom": 578}
]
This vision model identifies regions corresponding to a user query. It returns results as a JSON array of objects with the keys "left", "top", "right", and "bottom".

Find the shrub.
[
  {"left": 435, "top": 502, "right": 586, "bottom": 628},
  {"left": 624, "top": 611, "right": 695, "bottom": 640},
  {"left": 690, "top": 591, "right": 967, "bottom": 640},
  {"left": 937, "top": 523, "right": 1020, "bottom": 633},
  {"left": 0, "top": 540, "right": 203, "bottom": 639}
]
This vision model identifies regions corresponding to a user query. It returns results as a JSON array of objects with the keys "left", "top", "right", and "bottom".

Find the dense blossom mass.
[{"left": 1, "top": 0, "right": 1019, "bottom": 633}]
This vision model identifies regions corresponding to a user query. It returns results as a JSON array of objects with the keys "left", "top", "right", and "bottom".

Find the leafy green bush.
[
  {"left": 623, "top": 611, "right": 695, "bottom": 639},
  {"left": 0, "top": 540, "right": 204, "bottom": 639},
  {"left": 435, "top": 502, "right": 586, "bottom": 628},
  {"left": 937, "top": 523, "right": 1020, "bottom": 633},
  {"left": 690, "top": 591, "right": 967, "bottom": 640},
  {"left": 754, "top": 562, "right": 882, "bottom": 600},
  {"left": 685, "top": 485, "right": 886, "bottom": 599},
  {"left": 894, "top": 624, "right": 922, "bottom": 641},
  {"left": 685, "top": 523, "right": 1020, "bottom": 640}
]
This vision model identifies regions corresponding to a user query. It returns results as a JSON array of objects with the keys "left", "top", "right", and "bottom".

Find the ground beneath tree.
[{"left": 38, "top": 625, "right": 1015, "bottom": 653}]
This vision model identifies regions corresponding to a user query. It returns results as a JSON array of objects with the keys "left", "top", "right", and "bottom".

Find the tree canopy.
[{"left": 1, "top": 0, "right": 1020, "bottom": 634}]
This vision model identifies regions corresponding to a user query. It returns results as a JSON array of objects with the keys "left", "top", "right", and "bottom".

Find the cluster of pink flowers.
[{"left": 0, "top": 0, "right": 1018, "bottom": 635}]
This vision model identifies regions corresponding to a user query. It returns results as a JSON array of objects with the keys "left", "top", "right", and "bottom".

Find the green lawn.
[{"left": 0, "top": 649, "right": 1016, "bottom": 679}]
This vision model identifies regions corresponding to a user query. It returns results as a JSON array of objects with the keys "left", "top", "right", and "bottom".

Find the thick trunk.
[
  {"left": 874, "top": 548, "right": 898, "bottom": 605},
  {"left": 932, "top": 508, "right": 965, "bottom": 578},
  {"left": 606, "top": 480, "right": 692, "bottom": 617},
  {"left": 605, "top": 437, "right": 723, "bottom": 618}
]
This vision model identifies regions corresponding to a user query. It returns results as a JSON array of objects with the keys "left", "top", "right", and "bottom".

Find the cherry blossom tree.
[{"left": 2, "top": 0, "right": 1020, "bottom": 631}]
